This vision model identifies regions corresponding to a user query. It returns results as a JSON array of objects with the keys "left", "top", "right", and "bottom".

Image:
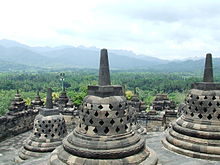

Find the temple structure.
[
  {"left": 7, "top": 90, "right": 27, "bottom": 115},
  {"left": 16, "top": 88, "right": 67, "bottom": 162},
  {"left": 152, "top": 94, "right": 175, "bottom": 111},
  {"left": 48, "top": 49, "right": 158, "bottom": 165},
  {"left": 31, "top": 91, "right": 44, "bottom": 108},
  {"left": 129, "top": 88, "right": 141, "bottom": 112},
  {"left": 162, "top": 53, "right": 220, "bottom": 160},
  {"left": 57, "top": 89, "right": 69, "bottom": 108}
]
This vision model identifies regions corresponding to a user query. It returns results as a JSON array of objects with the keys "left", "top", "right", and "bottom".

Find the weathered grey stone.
[
  {"left": 16, "top": 88, "right": 67, "bottom": 162},
  {"left": 98, "top": 48, "right": 111, "bottom": 86},
  {"left": 48, "top": 49, "right": 158, "bottom": 165},
  {"left": 162, "top": 53, "right": 220, "bottom": 160},
  {"left": 31, "top": 91, "right": 44, "bottom": 108}
]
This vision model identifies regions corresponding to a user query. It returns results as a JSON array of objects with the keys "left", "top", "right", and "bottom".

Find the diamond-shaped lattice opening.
[
  {"left": 196, "top": 96, "right": 199, "bottom": 100},
  {"left": 48, "top": 129, "right": 51, "bottom": 132},
  {"left": 120, "top": 118, "right": 123, "bottom": 123},
  {"left": 213, "top": 108, "right": 217, "bottom": 113},
  {"left": 208, "top": 102, "right": 212, "bottom": 107},
  {"left": 207, "top": 114, "right": 212, "bottom": 120},
  {"left": 186, "top": 100, "right": 189, "bottom": 103},
  {"left": 79, "top": 123, "right": 81, "bottom": 128},
  {"left": 89, "top": 119, "right": 93, "bottom": 124},
  {"left": 185, "top": 111, "right": 188, "bottom": 115},
  {"left": 86, "top": 110, "right": 90, "bottom": 115},
  {"left": 198, "top": 114, "right": 203, "bottom": 119},
  {"left": 99, "top": 120, "right": 104, "bottom": 125},
  {"left": 123, "top": 110, "right": 126, "bottom": 115},
  {"left": 104, "top": 127, "right": 109, "bottom": 134},
  {"left": 82, "top": 118, "right": 85, "bottom": 122},
  {"left": 212, "top": 96, "right": 216, "bottom": 100},
  {"left": 105, "top": 111, "right": 109, "bottom": 117},
  {"left": 42, "top": 121, "right": 45, "bottom": 124},
  {"left": 127, "top": 116, "right": 130, "bottom": 120},
  {"left": 204, "top": 96, "right": 208, "bottom": 99},
  {"left": 203, "top": 107, "right": 208, "bottom": 113},
  {"left": 130, "top": 123, "right": 133, "bottom": 126},
  {"left": 93, "top": 127, "right": 98, "bottom": 133},
  {"left": 85, "top": 125, "right": 88, "bottom": 131},
  {"left": 190, "top": 95, "right": 193, "bottom": 98},
  {"left": 45, "top": 134, "right": 47, "bottom": 138},
  {"left": 195, "top": 107, "right": 198, "bottom": 111},
  {"left": 189, "top": 106, "right": 191, "bottom": 110},
  {"left": 190, "top": 113, "right": 194, "bottom": 117},
  {"left": 55, "top": 128, "right": 58, "bottom": 132},
  {"left": 115, "top": 111, "right": 119, "bottom": 116},
  {"left": 51, "top": 134, "right": 55, "bottom": 137},
  {"left": 119, "top": 104, "right": 122, "bottom": 108},
  {"left": 109, "top": 104, "right": 113, "bottom": 109},
  {"left": 192, "top": 101, "right": 195, "bottom": 105},
  {"left": 94, "top": 111, "right": 98, "bottom": 117},
  {"left": 125, "top": 125, "right": 128, "bottom": 130},
  {"left": 45, "top": 124, "right": 48, "bottom": 128},
  {"left": 199, "top": 102, "right": 203, "bottom": 106},
  {"left": 218, "top": 114, "right": 220, "bottom": 119},
  {"left": 48, "top": 120, "right": 51, "bottom": 123},
  {"left": 116, "top": 127, "right": 120, "bottom": 133},
  {"left": 91, "top": 104, "right": 93, "bottom": 108},
  {"left": 110, "top": 119, "right": 115, "bottom": 125},
  {"left": 98, "top": 105, "right": 103, "bottom": 109},
  {"left": 217, "top": 102, "right": 220, "bottom": 106}
]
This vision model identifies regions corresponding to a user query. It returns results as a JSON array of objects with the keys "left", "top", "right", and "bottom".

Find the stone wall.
[{"left": 0, "top": 109, "right": 38, "bottom": 142}]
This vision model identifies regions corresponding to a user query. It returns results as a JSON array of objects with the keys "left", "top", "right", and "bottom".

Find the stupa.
[
  {"left": 31, "top": 91, "right": 44, "bottom": 108},
  {"left": 48, "top": 49, "right": 158, "bottom": 165},
  {"left": 17, "top": 88, "right": 67, "bottom": 161},
  {"left": 162, "top": 53, "right": 220, "bottom": 160},
  {"left": 8, "top": 90, "right": 26, "bottom": 115}
]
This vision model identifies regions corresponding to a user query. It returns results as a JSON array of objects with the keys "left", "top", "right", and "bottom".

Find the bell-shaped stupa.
[
  {"left": 16, "top": 88, "right": 67, "bottom": 161},
  {"left": 48, "top": 49, "right": 158, "bottom": 165},
  {"left": 162, "top": 53, "right": 220, "bottom": 160}
]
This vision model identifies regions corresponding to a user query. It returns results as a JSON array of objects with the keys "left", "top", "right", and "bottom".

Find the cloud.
[{"left": 0, "top": 0, "right": 220, "bottom": 59}]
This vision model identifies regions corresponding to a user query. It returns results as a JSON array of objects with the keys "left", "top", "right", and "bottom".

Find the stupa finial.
[
  {"left": 46, "top": 88, "right": 53, "bottom": 109},
  {"left": 98, "top": 48, "right": 111, "bottom": 86},
  {"left": 203, "top": 53, "right": 214, "bottom": 82}
]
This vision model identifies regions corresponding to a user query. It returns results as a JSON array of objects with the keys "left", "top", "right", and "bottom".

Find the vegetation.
[{"left": 0, "top": 71, "right": 204, "bottom": 116}]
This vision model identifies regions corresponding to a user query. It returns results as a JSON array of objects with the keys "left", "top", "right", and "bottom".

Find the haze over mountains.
[{"left": 0, "top": 39, "right": 217, "bottom": 73}]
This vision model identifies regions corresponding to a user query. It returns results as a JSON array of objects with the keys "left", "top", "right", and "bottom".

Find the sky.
[{"left": 0, "top": 0, "right": 220, "bottom": 60}]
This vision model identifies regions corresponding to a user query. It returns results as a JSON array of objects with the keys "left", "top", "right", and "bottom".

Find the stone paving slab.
[
  {"left": 1, "top": 130, "right": 220, "bottom": 165},
  {"left": 145, "top": 132, "right": 220, "bottom": 165}
]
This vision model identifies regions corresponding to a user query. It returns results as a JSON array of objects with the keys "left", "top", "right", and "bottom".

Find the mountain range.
[{"left": 0, "top": 39, "right": 216, "bottom": 73}]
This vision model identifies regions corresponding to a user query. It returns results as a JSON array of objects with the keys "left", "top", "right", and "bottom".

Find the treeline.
[{"left": 0, "top": 71, "right": 203, "bottom": 115}]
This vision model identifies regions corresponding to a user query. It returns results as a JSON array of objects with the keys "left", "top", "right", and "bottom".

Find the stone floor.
[{"left": 1, "top": 130, "right": 220, "bottom": 165}]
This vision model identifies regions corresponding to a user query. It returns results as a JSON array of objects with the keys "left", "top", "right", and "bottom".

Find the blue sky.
[{"left": 0, "top": 0, "right": 220, "bottom": 60}]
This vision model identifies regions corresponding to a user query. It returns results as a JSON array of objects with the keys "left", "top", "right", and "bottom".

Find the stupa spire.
[
  {"left": 98, "top": 48, "right": 111, "bottom": 86},
  {"left": 203, "top": 53, "right": 213, "bottom": 82},
  {"left": 46, "top": 88, "right": 53, "bottom": 109}
]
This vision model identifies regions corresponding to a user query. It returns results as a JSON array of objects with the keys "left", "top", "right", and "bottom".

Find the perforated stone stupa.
[
  {"left": 16, "top": 88, "right": 67, "bottom": 162},
  {"left": 48, "top": 49, "right": 158, "bottom": 165},
  {"left": 162, "top": 53, "right": 220, "bottom": 160}
]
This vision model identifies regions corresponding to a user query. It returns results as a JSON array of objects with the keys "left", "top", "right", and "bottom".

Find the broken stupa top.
[
  {"left": 48, "top": 48, "right": 158, "bottom": 165},
  {"left": 162, "top": 53, "right": 220, "bottom": 160}
]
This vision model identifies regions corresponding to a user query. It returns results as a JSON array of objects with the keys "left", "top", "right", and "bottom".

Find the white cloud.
[{"left": 0, "top": 0, "right": 220, "bottom": 59}]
